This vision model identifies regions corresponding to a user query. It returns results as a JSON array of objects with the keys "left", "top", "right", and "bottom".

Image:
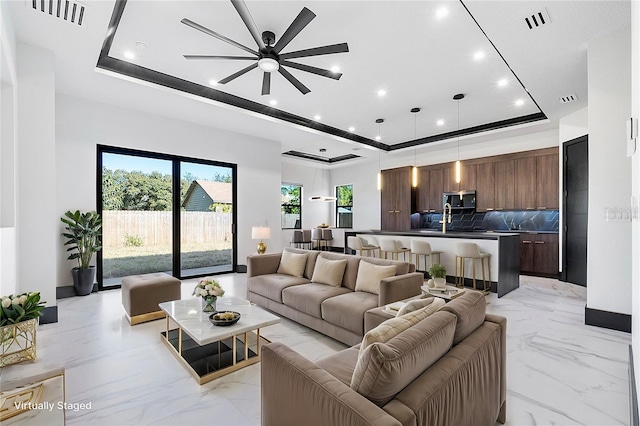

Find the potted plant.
[
  {"left": 61, "top": 210, "right": 102, "bottom": 296},
  {"left": 0, "top": 292, "right": 46, "bottom": 367},
  {"left": 428, "top": 264, "right": 447, "bottom": 289}
]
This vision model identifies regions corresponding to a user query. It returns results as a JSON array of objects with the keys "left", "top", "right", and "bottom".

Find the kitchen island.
[{"left": 345, "top": 230, "right": 520, "bottom": 297}]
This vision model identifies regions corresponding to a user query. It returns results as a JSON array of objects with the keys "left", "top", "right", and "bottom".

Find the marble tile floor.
[{"left": 0, "top": 275, "right": 631, "bottom": 426}]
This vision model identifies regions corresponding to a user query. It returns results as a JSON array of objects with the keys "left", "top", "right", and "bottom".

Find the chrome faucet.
[{"left": 440, "top": 203, "right": 452, "bottom": 234}]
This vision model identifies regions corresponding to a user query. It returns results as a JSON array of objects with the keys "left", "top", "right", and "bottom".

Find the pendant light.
[
  {"left": 410, "top": 108, "right": 421, "bottom": 187},
  {"left": 309, "top": 148, "right": 337, "bottom": 202},
  {"left": 453, "top": 94, "right": 465, "bottom": 184},
  {"left": 376, "top": 119, "right": 384, "bottom": 191}
]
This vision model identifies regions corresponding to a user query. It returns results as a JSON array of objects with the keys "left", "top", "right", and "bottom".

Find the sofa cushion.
[
  {"left": 282, "top": 283, "right": 352, "bottom": 318},
  {"left": 354, "top": 261, "right": 397, "bottom": 295},
  {"left": 277, "top": 250, "right": 309, "bottom": 277},
  {"left": 321, "top": 292, "right": 378, "bottom": 335},
  {"left": 284, "top": 248, "right": 319, "bottom": 279},
  {"left": 440, "top": 291, "right": 486, "bottom": 345},
  {"left": 247, "top": 274, "right": 310, "bottom": 303},
  {"left": 396, "top": 297, "right": 437, "bottom": 317},
  {"left": 317, "top": 252, "right": 361, "bottom": 290},
  {"left": 315, "top": 345, "right": 360, "bottom": 386},
  {"left": 350, "top": 310, "right": 457, "bottom": 406},
  {"left": 311, "top": 256, "right": 348, "bottom": 287},
  {"left": 358, "top": 298, "right": 445, "bottom": 358},
  {"left": 357, "top": 257, "right": 412, "bottom": 276}
]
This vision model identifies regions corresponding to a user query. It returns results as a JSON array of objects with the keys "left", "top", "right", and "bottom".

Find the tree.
[{"left": 337, "top": 185, "right": 353, "bottom": 206}]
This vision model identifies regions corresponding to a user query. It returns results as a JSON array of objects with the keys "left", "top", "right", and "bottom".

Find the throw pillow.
[
  {"left": 276, "top": 250, "right": 309, "bottom": 277},
  {"left": 311, "top": 256, "right": 348, "bottom": 287},
  {"left": 354, "top": 261, "right": 397, "bottom": 295},
  {"left": 396, "top": 297, "right": 436, "bottom": 317},
  {"left": 358, "top": 298, "right": 445, "bottom": 358}
]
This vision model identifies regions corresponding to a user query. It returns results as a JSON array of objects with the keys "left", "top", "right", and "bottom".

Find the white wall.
[
  {"left": 630, "top": 0, "right": 640, "bottom": 412},
  {"left": 587, "top": 27, "right": 632, "bottom": 315},
  {"left": 558, "top": 107, "right": 589, "bottom": 272},
  {"left": 55, "top": 94, "right": 282, "bottom": 286},
  {"left": 16, "top": 44, "right": 57, "bottom": 307}
]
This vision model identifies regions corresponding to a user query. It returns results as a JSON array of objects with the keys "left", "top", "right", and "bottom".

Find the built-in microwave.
[{"left": 443, "top": 191, "right": 476, "bottom": 210}]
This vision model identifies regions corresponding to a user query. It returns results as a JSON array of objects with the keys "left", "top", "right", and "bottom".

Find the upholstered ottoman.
[{"left": 121, "top": 273, "right": 181, "bottom": 325}]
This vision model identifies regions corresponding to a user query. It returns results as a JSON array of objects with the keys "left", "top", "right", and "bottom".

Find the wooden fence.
[{"left": 102, "top": 211, "right": 232, "bottom": 247}]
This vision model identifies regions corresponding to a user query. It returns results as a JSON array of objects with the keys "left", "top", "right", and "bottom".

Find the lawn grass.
[{"left": 103, "top": 242, "right": 232, "bottom": 279}]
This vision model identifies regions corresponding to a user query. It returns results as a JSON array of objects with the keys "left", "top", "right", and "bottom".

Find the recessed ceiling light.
[
  {"left": 314, "top": 115, "right": 321, "bottom": 121},
  {"left": 331, "top": 66, "right": 340, "bottom": 73},
  {"left": 124, "top": 51, "right": 135, "bottom": 60},
  {"left": 269, "top": 99, "right": 278, "bottom": 106},
  {"left": 135, "top": 41, "right": 148, "bottom": 50},
  {"left": 348, "top": 126, "right": 355, "bottom": 132},
  {"left": 436, "top": 119, "right": 445, "bottom": 126},
  {"left": 515, "top": 99, "right": 525, "bottom": 106},
  {"left": 377, "top": 89, "right": 386, "bottom": 97},
  {"left": 497, "top": 79, "right": 508, "bottom": 87},
  {"left": 473, "top": 51, "right": 485, "bottom": 61},
  {"left": 435, "top": 7, "right": 449, "bottom": 20},
  {"left": 209, "top": 80, "right": 218, "bottom": 86},
  {"left": 375, "top": 135, "right": 381, "bottom": 141}
]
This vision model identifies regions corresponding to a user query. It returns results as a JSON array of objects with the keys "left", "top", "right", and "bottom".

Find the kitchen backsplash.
[{"left": 414, "top": 210, "right": 559, "bottom": 232}]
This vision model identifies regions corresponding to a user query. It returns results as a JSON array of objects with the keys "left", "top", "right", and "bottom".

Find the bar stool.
[
  {"left": 455, "top": 242, "right": 491, "bottom": 292},
  {"left": 300, "top": 230, "right": 313, "bottom": 250},
  {"left": 311, "top": 228, "right": 323, "bottom": 250},
  {"left": 289, "top": 230, "right": 303, "bottom": 248},
  {"left": 321, "top": 229, "right": 333, "bottom": 251},
  {"left": 347, "top": 236, "right": 380, "bottom": 257},
  {"left": 410, "top": 240, "right": 442, "bottom": 272},
  {"left": 379, "top": 239, "right": 411, "bottom": 261}
]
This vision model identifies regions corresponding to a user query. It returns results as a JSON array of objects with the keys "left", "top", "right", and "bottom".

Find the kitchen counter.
[{"left": 345, "top": 230, "right": 520, "bottom": 297}]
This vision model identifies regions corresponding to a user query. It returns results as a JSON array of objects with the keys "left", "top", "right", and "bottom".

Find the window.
[
  {"left": 336, "top": 184, "right": 353, "bottom": 228},
  {"left": 281, "top": 184, "right": 302, "bottom": 229}
]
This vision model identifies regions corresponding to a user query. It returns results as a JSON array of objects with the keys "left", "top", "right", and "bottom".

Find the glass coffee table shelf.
[{"left": 159, "top": 297, "right": 280, "bottom": 385}]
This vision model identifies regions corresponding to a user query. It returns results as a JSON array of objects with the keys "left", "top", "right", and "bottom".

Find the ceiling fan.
[{"left": 181, "top": 0, "right": 349, "bottom": 96}]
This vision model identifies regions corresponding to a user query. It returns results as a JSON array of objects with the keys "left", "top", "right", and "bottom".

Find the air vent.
[
  {"left": 524, "top": 9, "right": 551, "bottom": 30},
  {"left": 27, "top": 0, "right": 87, "bottom": 27},
  {"left": 559, "top": 94, "right": 578, "bottom": 104}
]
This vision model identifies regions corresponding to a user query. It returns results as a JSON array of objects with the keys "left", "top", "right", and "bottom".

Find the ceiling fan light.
[{"left": 258, "top": 58, "right": 279, "bottom": 72}]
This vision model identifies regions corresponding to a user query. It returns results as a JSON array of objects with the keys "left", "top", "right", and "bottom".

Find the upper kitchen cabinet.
[
  {"left": 415, "top": 167, "right": 431, "bottom": 212},
  {"left": 476, "top": 162, "right": 495, "bottom": 211},
  {"left": 536, "top": 154, "right": 559, "bottom": 209},
  {"left": 515, "top": 157, "right": 537, "bottom": 209},
  {"left": 493, "top": 159, "right": 515, "bottom": 210},
  {"left": 459, "top": 163, "right": 477, "bottom": 192},
  {"left": 428, "top": 168, "right": 444, "bottom": 212},
  {"left": 442, "top": 166, "right": 458, "bottom": 193},
  {"left": 380, "top": 167, "right": 412, "bottom": 231}
]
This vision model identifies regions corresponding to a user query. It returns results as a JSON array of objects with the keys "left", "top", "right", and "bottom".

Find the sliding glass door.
[{"left": 98, "top": 146, "right": 236, "bottom": 288}]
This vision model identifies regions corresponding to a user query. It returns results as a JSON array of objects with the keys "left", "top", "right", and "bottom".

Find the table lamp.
[{"left": 252, "top": 226, "right": 271, "bottom": 254}]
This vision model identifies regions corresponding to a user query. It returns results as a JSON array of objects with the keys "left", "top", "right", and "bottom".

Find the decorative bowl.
[{"left": 209, "top": 311, "right": 241, "bottom": 326}]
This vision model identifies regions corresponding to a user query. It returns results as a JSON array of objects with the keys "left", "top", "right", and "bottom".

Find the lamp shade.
[{"left": 251, "top": 226, "right": 271, "bottom": 240}]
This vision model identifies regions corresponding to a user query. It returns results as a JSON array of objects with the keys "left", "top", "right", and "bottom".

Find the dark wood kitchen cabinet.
[
  {"left": 427, "top": 168, "right": 444, "bottom": 212},
  {"left": 476, "top": 162, "right": 495, "bottom": 211},
  {"left": 460, "top": 163, "right": 477, "bottom": 192},
  {"left": 519, "top": 233, "right": 559, "bottom": 277},
  {"left": 380, "top": 167, "right": 412, "bottom": 231},
  {"left": 442, "top": 166, "right": 457, "bottom": 193},
  {"left": 536, "top": 154, "right": 559, "bottom": 209},
  {"left": 494, "top": 159, "right": 515, "bottom": 210},
  {"left": 515, "top": 157, "right": 537, "bottom": 209},
  {"left": 415, "top": 168, "right": 430, "bottom": 212}
]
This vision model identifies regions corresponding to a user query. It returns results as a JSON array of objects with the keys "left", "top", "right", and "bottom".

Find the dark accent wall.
[{"left": 416, "top": 210, "right": 559, "bottom": 232}]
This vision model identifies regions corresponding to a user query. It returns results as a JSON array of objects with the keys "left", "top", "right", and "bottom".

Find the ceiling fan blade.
[
  {"left": 183, "top": 55, "right": 256, "bottom": 60},
  {"left": 181, "top": 18, "right": 257, "bottom": 56},
  {"left": 280, "top": 43, "right": 349, "bottom": 60},
  {"left": 219, "top": 63, "right": 258, "bottom": 84},
  {"left": 230, "top": 0, "right": 266, "bottom": 50},
  {"left": 281, "top": 60, "right": 342, "bottom": 80},
  {"left": 261, "top": 72, "right": 271, "bottom": 96},
  {"left": 278, "top": 67, "right": 310, "bottom": 95},
  {"left": 273, "top": 7, "right": 316, "bottom": 53}
]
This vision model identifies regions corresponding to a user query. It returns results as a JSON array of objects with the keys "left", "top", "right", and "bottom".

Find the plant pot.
[
  {"left": 433, "top": 278, "right": 447, "bottom": 289},
  {"left": 72, "top": 267, "right": 96, "bottom": 296},
  {"left": 0, "top": 318, "right": 37, "bottom": 367}
]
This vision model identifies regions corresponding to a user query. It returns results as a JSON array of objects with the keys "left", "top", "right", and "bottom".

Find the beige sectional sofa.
[
  {"left": 246, "top": 248, "right": 424, "bottom": 346},
  {"left": 261, "top": 292, "right": 507, "bottom": 426}
]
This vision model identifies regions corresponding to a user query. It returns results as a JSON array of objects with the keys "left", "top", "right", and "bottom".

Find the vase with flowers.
[
  {"left": 193, "top": 278, "right": 224, "bottom": 313},
  {"left": 0, "top": 292, "right": 46, "bottom": 367}
]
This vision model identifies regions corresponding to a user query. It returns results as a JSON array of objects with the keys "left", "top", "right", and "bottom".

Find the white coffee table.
[{"left": 159, "top": 297, "right": 280, "bottom": 384}]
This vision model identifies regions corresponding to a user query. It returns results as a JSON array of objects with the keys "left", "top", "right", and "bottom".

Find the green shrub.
[{"left": 124, "top": 234, "right": 144, "bottom": 247}]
